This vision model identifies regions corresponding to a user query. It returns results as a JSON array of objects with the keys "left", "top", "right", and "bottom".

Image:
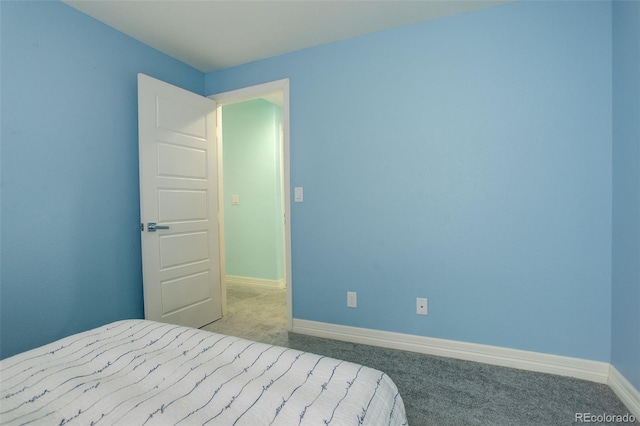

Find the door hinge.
[{"left": 140, "top": 223, "right": 144, "bottom": 232}]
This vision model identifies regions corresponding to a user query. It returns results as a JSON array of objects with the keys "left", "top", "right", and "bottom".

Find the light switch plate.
[
  {"left": 294, "top": 187, "right": 304, "bottom": 202},
  {"left": 347, "top": 291, "right": 357, "bottom": 308}
]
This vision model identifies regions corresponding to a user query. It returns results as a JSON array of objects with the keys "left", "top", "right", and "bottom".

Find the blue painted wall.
[
  {"left": 612, "top": 0, "right": 640, "bottom": 392},
  {"left": 0, "top": 0, "right": 204, "bottom": 359},
  {"left": 206, "top": 1, "right": 613, "bottom": 362},
  {"left": 222, "top": 99, "right": 284, "bottom": 281}
]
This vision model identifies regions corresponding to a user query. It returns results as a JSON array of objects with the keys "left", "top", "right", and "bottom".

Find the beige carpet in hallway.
[{"left": 201, "top": 283, "right": 288, "bottom": 346}]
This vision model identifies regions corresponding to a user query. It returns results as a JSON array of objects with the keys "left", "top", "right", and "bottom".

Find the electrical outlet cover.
[{"left": 417, "top": 298, "right": 428, "bottom": 315}]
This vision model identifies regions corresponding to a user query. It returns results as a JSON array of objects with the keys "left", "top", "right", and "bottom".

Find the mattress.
[{"left": 0, "top": 320, "right": 408, "bottom": 425}]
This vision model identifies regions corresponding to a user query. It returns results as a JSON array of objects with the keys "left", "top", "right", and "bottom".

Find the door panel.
[
  {"left": 162, "top": 272, "right": 211, "bottom": 314},
  {"left": 138, "top": 73, "right": 221, "bottom": 328},
  {"left": 157, "top": 97, "right": 209, "bottom": 138},
  {"left": 159, "top": 232, "right": 209, "bottom": 268},
  {"left": 157, "top": 143, "right": 208, "bottom": 178},
  {"left": 158, "top": 190, "right": 208, "bottom": 222}
]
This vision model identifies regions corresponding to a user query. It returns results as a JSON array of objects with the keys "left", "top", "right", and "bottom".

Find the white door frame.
[{"left": 209, "top": 79, "right": 292, "bottom": 332}]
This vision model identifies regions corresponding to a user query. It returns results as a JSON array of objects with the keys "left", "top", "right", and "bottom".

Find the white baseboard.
[
  {"left": 292, "top": 319, "right": 640, "bottom": 416},
  {"left": 609, "top": 365, "right": 640, "bottom": 419},
  {"left": 225, "top": 275, "right": 285, "bottom": 290},
  {"left": 292, "top": 319, "right": 610, "bottom": 384}
]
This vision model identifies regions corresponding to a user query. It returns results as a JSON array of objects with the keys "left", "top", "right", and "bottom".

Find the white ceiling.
[{"left": 63, "top": 1, "right": 510, "bottom": 73}]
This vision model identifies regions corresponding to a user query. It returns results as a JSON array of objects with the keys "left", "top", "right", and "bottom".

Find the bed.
[{"left": 0, "top": 320, "right": 407, "bottom": 425}]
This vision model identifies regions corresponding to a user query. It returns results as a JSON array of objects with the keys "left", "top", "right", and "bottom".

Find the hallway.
[{"left": 202, "top": 284, "right": 288, "bottom": 346}]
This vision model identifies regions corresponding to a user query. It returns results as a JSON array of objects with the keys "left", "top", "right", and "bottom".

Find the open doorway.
[{"left": 204, "top": 80, "right": 292, "bottom": 344}]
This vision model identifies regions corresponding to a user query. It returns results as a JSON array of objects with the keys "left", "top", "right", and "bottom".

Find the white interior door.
[{"left": 138, "top": 73, "right": 221, "bottom": 328}]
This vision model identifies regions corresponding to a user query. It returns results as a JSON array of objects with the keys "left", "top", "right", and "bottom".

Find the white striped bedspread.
[{"left": 1, "top": 320, "right": 408, "bottom": 426}]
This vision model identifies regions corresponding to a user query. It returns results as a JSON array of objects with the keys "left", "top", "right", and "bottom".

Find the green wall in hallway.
[{"left": 222, "top": 99, "right": 284, "bottom": 281}]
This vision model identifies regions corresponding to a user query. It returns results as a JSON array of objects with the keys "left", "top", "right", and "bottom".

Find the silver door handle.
[{"left": 148, "top": 222, "right": 170, "bottom": 232}]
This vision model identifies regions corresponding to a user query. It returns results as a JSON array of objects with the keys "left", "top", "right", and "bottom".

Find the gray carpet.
[{"left": 203, "top": 284, "right": 637, "bottom": 426}]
